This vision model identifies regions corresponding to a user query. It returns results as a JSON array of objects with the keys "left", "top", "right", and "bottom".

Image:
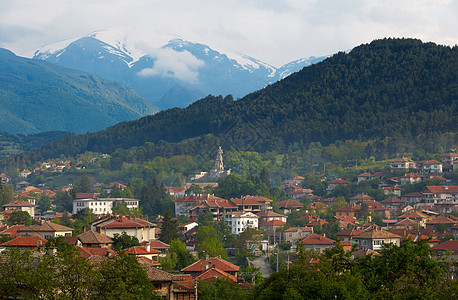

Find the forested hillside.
[
  {"left": 2, "top": 38, "right": 456, "bottom": 168},
  {"left": 0, "top": 49, "right": 158, "bottom": 134}
]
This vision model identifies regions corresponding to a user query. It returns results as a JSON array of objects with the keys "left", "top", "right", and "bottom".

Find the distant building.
[{"left": 72, "top": 194, "right": 139, "bottom": 215}]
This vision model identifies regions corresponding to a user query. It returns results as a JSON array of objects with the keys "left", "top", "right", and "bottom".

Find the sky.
[{"left": 0, "top": 0, "right": 457, "bottom": 67}]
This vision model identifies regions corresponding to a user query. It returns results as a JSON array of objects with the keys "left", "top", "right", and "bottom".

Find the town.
[{"left": 0, "top": 148, "right": 457, "bottom": 298}]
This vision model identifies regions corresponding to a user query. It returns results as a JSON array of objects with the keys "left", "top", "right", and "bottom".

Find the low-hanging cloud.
[{"left": 138, "top": 48, "right": 205, "bottom": 84}]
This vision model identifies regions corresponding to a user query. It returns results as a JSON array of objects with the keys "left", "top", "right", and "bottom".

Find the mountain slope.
[
  {"left": 32, "top": 30, "right": 328, "bottom": 109},
  {"left": 0, "top": 48, "right": 158, "bottom": 134},
  {"left": 5, "top": 38, "right": 457, "bottom": 165}
]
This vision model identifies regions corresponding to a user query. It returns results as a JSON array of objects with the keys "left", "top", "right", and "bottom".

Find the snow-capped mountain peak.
[{"left": 31, "top": 28, "right": 329, "bottom": 109}]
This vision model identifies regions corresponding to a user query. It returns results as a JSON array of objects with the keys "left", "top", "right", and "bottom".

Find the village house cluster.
[{"left": 1, "top": 153, "right": 458, "bottom": 298}]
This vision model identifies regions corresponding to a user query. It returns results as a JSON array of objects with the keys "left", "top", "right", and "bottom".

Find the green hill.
[
  {"left": 0, "top": 48, "right": 158, "bottom": 134},
  {"left": 2, "top": 38, "right": 457, "bottom": 167}
]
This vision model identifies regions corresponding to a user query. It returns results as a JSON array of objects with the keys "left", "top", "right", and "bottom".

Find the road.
[{"left": 251, "top": 255, "right": 272, "bottom": 278}]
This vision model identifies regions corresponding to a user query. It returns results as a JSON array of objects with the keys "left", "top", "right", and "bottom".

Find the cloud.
[
  {"left": 138, "top": 48, "right": 205, "bottom": 84},
  {"left": 0, "top": 0, "right": 457, "bottom": 66}
]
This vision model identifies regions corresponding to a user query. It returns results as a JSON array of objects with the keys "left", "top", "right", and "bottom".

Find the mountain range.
[
  {"left": 31, "top": 29, "right": 328, "bottom": 109},
  {"left": 0, "top": 48, "right": 157, "bottom": 134},
  {"left": 4, "top": 38, "right": 455, "bottom": 168}
]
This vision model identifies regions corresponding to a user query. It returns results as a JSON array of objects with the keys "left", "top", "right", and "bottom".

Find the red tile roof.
[
  {"left": 0, "top": 236, "right": 47, "bottom": 248},
  {"left": 328, "top": 179, "right": 350, "bottom": 184},
  {"left": 335, "top": 227, "right": 364, "bottom": 237},
  {"left": 2, "top": 200, "right": 35, "bottom": 207},
  {"left": 380, "top": 197, "right": 405, "bottom": 204},
  {"left": 197, "top": 267, "right": 237, "bottom": 282},
  {"left": 431, "top": 240, "right": 458, "bottom": 254},
  {"left": 126, "top": 246, "right": 161, "bottom": 255},
  {"left": 18, "top": 221, "right": 73, "bottom": 233},
  {"left": 299, "top": 233, "right": 335, "bottom": 245},
  {"left": 277, "top": 199, "right": 303, "bottom": 209},
  {"left": 181, "top": 257, "right": 239, "bottom": 273}
]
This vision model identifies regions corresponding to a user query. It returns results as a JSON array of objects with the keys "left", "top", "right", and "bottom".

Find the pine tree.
[{"left": 160, "top": 206, "right": 179, "bottom": 244}]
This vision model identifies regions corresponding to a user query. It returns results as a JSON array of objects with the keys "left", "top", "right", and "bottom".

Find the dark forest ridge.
[{"left": 2, "top": 38, "right": 457, "bottom": 168}]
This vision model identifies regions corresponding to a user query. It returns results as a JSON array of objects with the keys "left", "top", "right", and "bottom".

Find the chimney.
[
  {"left": 146, "top": 243, "right": 151, "bottom": 252},
  {"left": 205, "top": 255, "right": 209, "bottom": 260}
]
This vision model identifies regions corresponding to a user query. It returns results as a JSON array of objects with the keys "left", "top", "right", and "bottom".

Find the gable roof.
[
  {"left": 2, "top": 200, "right": 35, "bottom": 207},
  {"left": 380, "top": 197, "right": 405, "bottom": 204},
  {"left": 355, "top": 228, "right": 401, "bottom": 239},
  {"left": 197, "top": 267, "right": 237, "bottom": 282},
  {"left": 77, "top": 230, "right": 113, "bottom": 244},
  {"left": 126, "top": 246, "right": 161, "bottom": 255},
  {"left": 18, "top": 221, "right": 73, "bottom": 233},
  {"left": 335, "top": 227, "right": 364, "bottom": 237},
  {"left": 0, "top": 236, "right": 47, "bottom": 248},
  {"left": 431, "top": 240, "right": 458, "bottom": 254},
  {"left": 147, "top": 240, "right": 170, "bottom": 249},
  {"left": 423, "top": 186, "right": 458, "bottom": 194},
  {"left": 277, "top": 199, "right": 303, "bottom": 209},
  {"left": 299, "top": 233, "right": 335, "bottom": 245},
  {"left": 181, "top": 257, "right": 239, "bottom": 273}
]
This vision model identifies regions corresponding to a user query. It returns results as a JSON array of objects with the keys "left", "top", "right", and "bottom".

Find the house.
[
  {"left": 0, "top": 225, "right": 26, "bottom": 238},
  {"left": 103, "top": 182, "right": 127, "bottom": 194},
  {"left": 442, "top": 153, "right": 458, "bottom": 167},
  {"left": 277, "top": 199, "right": 303, "bottom": 214},
  {"left": 73, "top": 194, "right": 140, "bottom": 215},
  {"left": 422, "top": 160, "right": 443, "bottom": 174},
  {"left": 298, "top": 233, "right": 335, "bottom": 253},
  {"left": 126, "top": 245, "right": 161, "bottom": 262},
  {"left": 390, "top": 157, "right": 414, "bottom": 171},
  {"left": 226, "top": 211, "right": 259, "bottom": 234},
  {"left": 146, "top": 240, "right": 170, "bottom": 254},
  {"left": 177, "top": 222, "right": 198, "bottom": 235},
  {"left": 230, "top": 196, "right": 263, "bottom": 213},
  {"left": 430, "top": 240, "right": 458, "bottom": 256},
  {"left": 2, "top": 200, "right": 35, "bottom": 218},
  {"left": 76, "top": 230, "right": 113, "bottom": 248},
  {"left": 425, "top": 215, "right": 456, "bottom": 231},
  {"left": 284, "top": 176, "right": 305, "bottom": 186},
  {"left": 434, "top": 201, "right": 458, "bottom": 215},
  {"left": 188, "top": 198, "right": 238, "bottom": 221},
  {"left": 91, "top": 216, "right": 156, "bottom": 242},
  {"left": 282, "top": 227, "right": 313, "bottom": 246},
  {"left": 401, "top": 192, "right": 423, "bottom": 206},
  {"left": 256, "top": 210, "right": 287, "bottom": 223},
  {"left": 357, "top": 172, "right": 376, "bottom": 183},
  {"left": 400, "top": 173, "right": 422, "bottom": 185},
  {"left": 352, "top": 228, "right": 401, "bottom": 251},
  {"left": 349, "top": 193, "right": 374, "bottom": 205},
  {"left": 259, "top": 220, "right": 286, "bottom": 234},
  {"left": 334, "top": 216, "right": 360, "bottom": 228},
  {"left": 0, "top": 236, "right": 47, "bottom": 249},
  {"left": 166, "top": 186, "right": 187, "bottom": 199},
  {"left": 181, "top": 256, "right": 239, "bottom": 278},
  {"left": 0, "top": 173, "right": 10, "bottom": 184},
  {"left": 335, "top": 227, "right": 364, "bottom": 243},
  {"left": 334, "top": 204, "right": 361, "bottom": 218},
  {"left": 398, "top": 210, "right": 430, "bottom": 228},
  {"left": 17, "top": 221, "right": 73, "bottom": 239},
  {"left": 327, "top": 179, "right": 350, "bottom": 193},
  {"left": 379, "top": 186, "right": 402, "bottom": 197},
  {"left": 393, "top": 218, "right": 418, "bottom": 230},
  {"left": 422, "top": 186, "right": 458, "bottom": 204},
  {"left": 18, "top": 170, "right": 32, "bottom": 178},
  {"left": 380, "top": 197, "right": 406, "bottom": 210},
  {"left": 143, "top": 266, "right": 175, "bottom": 299}
]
